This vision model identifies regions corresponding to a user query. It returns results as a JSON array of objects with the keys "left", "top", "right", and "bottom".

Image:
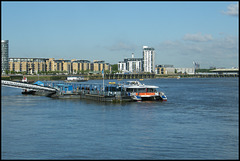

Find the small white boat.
[
  {"left": 132, "top": 95, "right": 142, "bottom": 101},
  {"left": 66, "top": 76, "right": 88, "bottom": 82},
  {"left": 159, "top": 92, "right": 167, "bottom": 101},
  {"left": 22, "top": 89, "right": 36, "bottom": 94},
  {"left": 22, "top": 76, "right": 28, "bottom": 83}
]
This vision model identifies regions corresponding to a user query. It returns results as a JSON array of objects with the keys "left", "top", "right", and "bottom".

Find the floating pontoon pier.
[
  {"left": 2, "top": 80, "right": 166, "bottom": 102},
  {"left": 42, "top": 81, "right": 132, "bottom": 102}
]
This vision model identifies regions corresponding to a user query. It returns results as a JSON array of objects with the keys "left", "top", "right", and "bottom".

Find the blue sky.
[{"left": 1, "top": 1, "right": 239, "bottom": 68}]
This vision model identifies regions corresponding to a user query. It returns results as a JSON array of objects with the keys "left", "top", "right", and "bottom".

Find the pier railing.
[
  {"left": 1, "top": 80, "right": 58, "bottom": 92},
  {"left": 41, "top": 81, "right": 130, "bottom": 97}
]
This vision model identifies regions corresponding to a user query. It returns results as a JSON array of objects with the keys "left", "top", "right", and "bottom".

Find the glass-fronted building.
[
  {"left": 143, "top": 46, "right": 155, "bottom": 73},
  {"left": 1, "top": 40, "right": 9, "bottom": 74}
]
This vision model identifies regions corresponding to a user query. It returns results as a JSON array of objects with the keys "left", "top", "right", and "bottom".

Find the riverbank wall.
[{"left": 1, "top": 73, "right": 238, "bottom": 81}]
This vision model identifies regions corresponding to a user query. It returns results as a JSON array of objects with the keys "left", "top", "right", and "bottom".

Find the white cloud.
[
  {"left": 222, "top": 3, "right": 239, "bottom": 16},
  {"left": 156, "top": 35, "right": 238, "bottom": 68},
  {"left": 183, "top": 33, "right": 213, "bottom": 42}
]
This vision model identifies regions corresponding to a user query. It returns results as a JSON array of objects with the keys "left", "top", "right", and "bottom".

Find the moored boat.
[
  {"left": 120, "top": 81, "right": 167, "bottom": 101},
  {"left": 22, "top": 89, "right": 36, "bottom": 94},
  {"left": 66, "top": 76, "right": 88, "bottom": 82}
]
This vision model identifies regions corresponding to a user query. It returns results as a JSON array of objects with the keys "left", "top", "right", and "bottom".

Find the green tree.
[
  {"left": 5, "top": 70, "right": 9, "bottom": 75},
  {"left": 111, "top": 64, "right": 118, "bottom": 73},
  {"left": 195, "top": 69, "right": 215, "bottom": 73}
]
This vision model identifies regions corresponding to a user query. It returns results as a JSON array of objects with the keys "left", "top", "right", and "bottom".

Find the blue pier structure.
[
  {"left": 43, "top": 81, "right": 102, "bottom": 94},
  {"left": 1, "top": 80, "right": 131, "bottom": 101},
  {"left": 42, "top": 81, "right": 131, "bottom": 101}
]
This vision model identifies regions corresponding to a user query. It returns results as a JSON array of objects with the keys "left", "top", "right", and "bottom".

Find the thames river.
[{"left": 1, "top": 78, "right": 239, "bottom": 159}]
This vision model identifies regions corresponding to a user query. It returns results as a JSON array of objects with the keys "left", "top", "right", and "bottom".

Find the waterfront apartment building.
[
  {"left": 8, "top": 57, "right": 111, "bottom": 74},
  {"left": 72, "top": 60, "right": 91, "bottom": 74},
  {"left": 118, "top": 46, "right": 155, "bottom": 74},
  {"left": 53, "top": 59, "right": 71, "bottom": 73},
  {"left": 72, "top": 60, "right": 110, "bottom": 74},
  {"left": 92, "top": 60, "right": 105, "bottom": 72},
  {"left": 9, "top": 58, "right": 48, "bottom": 74},
  {"left": 1, "top": 40, "right": 9, "bottom": 74},
  {"left": 143, "top": 46, "right": 155, "bottom": 73},
  {"left": 155, "top": 65, "right": 175, "bottom": 75},
  {"left": 125, "top": 57, "right": 143, "bottom": 73},
  {"left": 118, "top": 61, "right": 127, "bottom": 73},
  {"left": 118, "top": 53, "right": 143, "bottom": 73},
  {"left": 176, "top": 68, "right": 195, "bottom": 75}
]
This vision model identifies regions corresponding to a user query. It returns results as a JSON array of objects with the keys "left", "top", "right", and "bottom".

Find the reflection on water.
[
  {"left": 1, "top": 78, "right": 239, "bottom": 159},
  {"left": 2, "top": 95, "right": 44, "bottom": 106}
]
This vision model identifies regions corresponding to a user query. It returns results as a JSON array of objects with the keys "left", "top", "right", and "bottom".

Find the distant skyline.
[{"left": 1, "top": 1, "right": 239, "bottom": 68}]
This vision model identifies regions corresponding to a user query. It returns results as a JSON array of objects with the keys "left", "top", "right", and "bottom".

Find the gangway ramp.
[{"left": 1, "top": 80, "right": 58, "bottom": 92}]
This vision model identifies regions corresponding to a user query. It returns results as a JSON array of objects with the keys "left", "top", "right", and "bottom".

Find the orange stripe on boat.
[{"left": 136, "top": 93, "right": 155, "bottom": 96}]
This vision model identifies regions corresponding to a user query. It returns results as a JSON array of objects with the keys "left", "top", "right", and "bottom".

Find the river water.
[{"left": 1, "top": 78, "right": 239, "bottom": 159}]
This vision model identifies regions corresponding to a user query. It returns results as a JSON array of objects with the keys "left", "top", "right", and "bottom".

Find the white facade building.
[
  {"left": 118, "top": 61, "right": 127, "bottom": 73},
  {"left": 176, "top": 68, "right": 195, "bottom": 75},
  {"left": 1, "top": 40, "right": 9, "bottom": 74},
  {"left": 118, "top": 53, "right": 143, "bottom": 73},
  {"left": 143, "top": 46, "right": 155, "bottom": 73},
  {"left": 118, "top": 46, "right": 156, "bottom": 74},
  {"left": 127, "top": 59, "right": 142, "bottom": 73}
]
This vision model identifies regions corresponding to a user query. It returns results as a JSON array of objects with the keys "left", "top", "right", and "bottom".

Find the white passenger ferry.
[{"left": 121, "top": 81, "right": 167, "bottom": 101}]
